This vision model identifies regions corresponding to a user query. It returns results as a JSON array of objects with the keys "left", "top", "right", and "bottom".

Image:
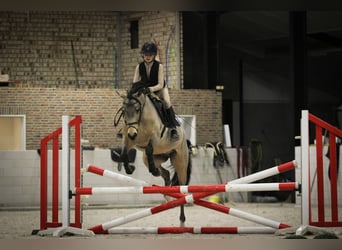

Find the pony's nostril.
[
  {"left": 127, "top": 127, "right": 138, "bottom": 140},
  {"left": 128, "top": 132, "right": 137, "bottom": 140}
]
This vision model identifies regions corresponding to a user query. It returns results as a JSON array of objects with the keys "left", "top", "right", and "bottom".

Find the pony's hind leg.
[
  {"left": 170, "top": 143, "right": 191, "bottom": 227},
  {"left": 179, "top": 205, "right": 185, "bottom": 226},
  {"left": 159, "top": 167, "right": 174, "bottom": 202},
  {"left": 160, "top": 163, "right": 185, "bottom": 225}
]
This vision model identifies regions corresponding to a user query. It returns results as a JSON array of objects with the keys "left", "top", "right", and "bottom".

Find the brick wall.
[
  {"left": 0, "top": 11, "right": 181, "bottom": 89},
  {"left": 0, "top": 87, "right": 222, "bottom": 149},
  {"left": 0, "top": 11, "right": 222, "bottom": 148},
  {"left": 0, "top": 11, "right": 119, "bottom": 88}
]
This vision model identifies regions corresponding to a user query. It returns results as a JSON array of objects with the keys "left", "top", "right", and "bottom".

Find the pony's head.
[{"left": 121, "top": 88, "right": 146, "bottom": 141}]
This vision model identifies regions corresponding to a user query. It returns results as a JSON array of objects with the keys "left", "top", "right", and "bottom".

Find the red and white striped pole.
[
  {"left": 88, "top": 191, "right": 216, "bottom": 234},
  {"left": 76, "top": 182, "right": 298, "bottom": 195},
  {"left": 83, "top": 165, "right": 149, "bottom": 186},
  {"left": 83, "top": 160, "right": 297, "bottom": 234},
  {"left": 229, "top": 160, "right": 296, "bottom": 184},
  {"left": 81, "top": 161, "right": 296, "bottom": 191},
  {"left": 165, "top": 192, "right": 290, "bottom": 229},
  {"left": 106, "top": 226, "right": 276, "bottom": 234}
]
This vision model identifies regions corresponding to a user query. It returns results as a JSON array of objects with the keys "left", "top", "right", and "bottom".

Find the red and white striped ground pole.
[{"left": 107, "top": 226, "right": 277, "bottom": 234}]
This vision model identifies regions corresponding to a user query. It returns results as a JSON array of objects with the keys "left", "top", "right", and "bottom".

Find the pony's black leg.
[
  {"left": 121, "top": 147, "right": 135, "bottom": 174},
  {"left": 179, "top": 142, "right": 193, "bottom": 226},
  {"left": 179, "top": 205, "right": 185, "bottom": 226},
  {"left": 145, "top": 142, "right": 160, "bottom": 176},
  {"left": 159, "top": 167, "right": 171, "bottom": 186}
]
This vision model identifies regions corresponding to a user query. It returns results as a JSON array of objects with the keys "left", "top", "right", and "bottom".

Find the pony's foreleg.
[
  {"left": 145, "top": 142, "right": 160, "bottom": 177},
  {"left": 121, "top": 146, "right": 135, "bottom": 174}
]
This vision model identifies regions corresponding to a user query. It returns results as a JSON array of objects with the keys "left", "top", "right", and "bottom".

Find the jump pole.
[
  {"left": 84, "top": 161, "right": 297, "bottom": 234},
  {"left": 168, "top": 192, "right": 291, "bottom": 230},
  {"left": 83, "top": 165, "right": 149, "bottom": 186},
  {"left": 88, "top": 191, "right": 216, "bottom": 234},
  {"left": 107, "top": 226, "right": 276, "bottom": 234},
  {"left": 82, "top": 160, "right": 296, "bottom": 191},
  {"left": 88, "top": 189, "right": 286, "bottom": 234},
  {"left": 76, "top": 182, "right": 298, "bottom": 195},
  {"left": 88, "top": 188, "right": 291, "bottom": 234}
]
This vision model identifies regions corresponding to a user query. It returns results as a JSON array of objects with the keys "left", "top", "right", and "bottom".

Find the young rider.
[{"left": 132, "top": 42, "right": 179, "bottom": 139}]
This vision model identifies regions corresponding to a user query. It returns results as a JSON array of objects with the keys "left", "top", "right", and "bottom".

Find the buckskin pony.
[{"left": 114, "top": 82, "right": 192, "bottom": 225}]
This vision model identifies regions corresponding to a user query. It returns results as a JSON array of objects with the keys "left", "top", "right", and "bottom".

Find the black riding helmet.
[{"left": 140, "top": 42, "right": 157, "bottom": 56}]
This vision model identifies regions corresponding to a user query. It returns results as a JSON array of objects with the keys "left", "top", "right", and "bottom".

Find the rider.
[{"left": 131, "top": 42, "right": 179, "bottom": 140}]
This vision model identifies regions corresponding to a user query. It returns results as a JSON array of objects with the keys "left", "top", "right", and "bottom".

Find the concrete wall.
[{"left": 0, "top": 148, "right": 249, "bottom": 208}]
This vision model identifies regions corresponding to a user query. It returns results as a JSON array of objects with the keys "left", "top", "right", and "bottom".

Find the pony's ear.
[{"left": 116, "top": 90, "right": 126, "bottom": 99}]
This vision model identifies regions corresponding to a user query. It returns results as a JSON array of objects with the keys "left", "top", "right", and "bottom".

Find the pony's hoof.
[
  {"left": 150, "top": 168, "right": 160, "bottom": 177},
  {"left": 125, "top": 165, "right": 135, "bottom": 174}
]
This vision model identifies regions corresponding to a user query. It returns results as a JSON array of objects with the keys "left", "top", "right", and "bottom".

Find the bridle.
[{"left": 114, "top": 93, "right": 145, "bottom": 133}]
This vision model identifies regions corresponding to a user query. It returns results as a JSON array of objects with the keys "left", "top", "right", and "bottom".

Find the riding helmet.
[{"left": 140, "top": 42, "right": 157, "bottom": 55}]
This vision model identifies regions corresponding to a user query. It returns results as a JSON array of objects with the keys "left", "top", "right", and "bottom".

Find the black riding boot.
[{"left": 166, "top": 106, "right": 179, "bottom": 139}]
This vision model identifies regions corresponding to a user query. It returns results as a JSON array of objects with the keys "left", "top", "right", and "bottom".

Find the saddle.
[{"left": 147, "top": 93, "right": 169, "bottom": 127}]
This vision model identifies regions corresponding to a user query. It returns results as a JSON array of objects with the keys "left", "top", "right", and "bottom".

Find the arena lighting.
[{"left": 215, "top": 85, "right": 224, "bottom": 92}]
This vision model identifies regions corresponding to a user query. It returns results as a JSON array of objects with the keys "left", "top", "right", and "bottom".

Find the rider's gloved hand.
[{"left": 142, "top": 87, "right": 151, "bottom": 95}]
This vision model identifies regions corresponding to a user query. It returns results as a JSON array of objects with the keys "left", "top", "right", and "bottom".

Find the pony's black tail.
[{"left": 171, "top": 140, "right": 192, "bottom": 186}]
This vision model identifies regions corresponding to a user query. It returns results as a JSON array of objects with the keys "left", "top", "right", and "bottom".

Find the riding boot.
[{"left": 166, "top": 106, "right": 179, "bottom": 139}]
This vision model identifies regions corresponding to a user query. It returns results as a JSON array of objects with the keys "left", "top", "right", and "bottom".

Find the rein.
[
  {"left": 114, "top": 107, "right": 124, "bottom": 127},
  {"left": 125, "top": 95, "right": 144, "bottom": 128},
  {"left": 115, "top": 91, "right": 165, "bottom": 139},
  {"left": 114, "top": 93, "right": 145, "bottom": 129}
]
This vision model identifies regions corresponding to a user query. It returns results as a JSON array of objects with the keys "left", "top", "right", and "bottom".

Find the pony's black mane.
[{"left": 128, "top": 81, "right": 146, "bottom": 98}]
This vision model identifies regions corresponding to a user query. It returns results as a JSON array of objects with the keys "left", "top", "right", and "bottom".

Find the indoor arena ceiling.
[{"left": 220, "top": 11, "right": 342, "bottom": 58}]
